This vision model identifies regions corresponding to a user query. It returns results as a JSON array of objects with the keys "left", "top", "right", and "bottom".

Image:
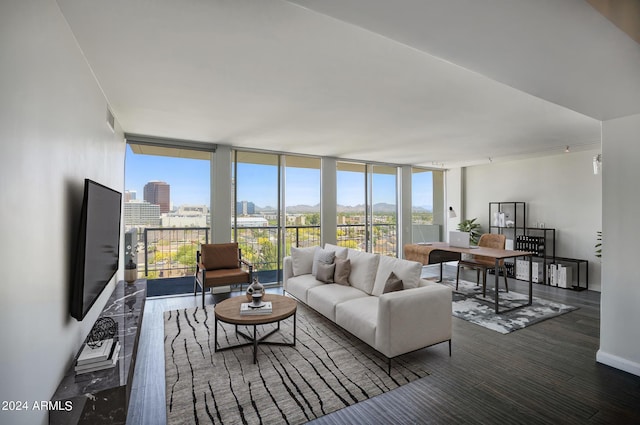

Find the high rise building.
[
  {"left": 236, "top": 200, "right": 255, "bottom": 215},
  {"left": 144, "top": 181, "right": 170, "bottom": 213},
  {"left": 124, "top": 201, "right": 161, "bottom": 226},
  {"left": 124, "top": 190, "right": 137, "bottom": 202}
]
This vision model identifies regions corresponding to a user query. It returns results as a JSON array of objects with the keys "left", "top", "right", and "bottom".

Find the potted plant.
[{"left": 457, "top": 218, "right": 481, "bottom": 245}]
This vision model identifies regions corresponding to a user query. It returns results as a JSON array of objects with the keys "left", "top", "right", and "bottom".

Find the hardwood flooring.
[{"left": 126, "top": 265, "right": 640, "bottom": 425}]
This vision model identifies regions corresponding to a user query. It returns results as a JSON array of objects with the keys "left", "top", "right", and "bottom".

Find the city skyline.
[{"left": 125, "top": 145, "right": 434, "bottom": 210}]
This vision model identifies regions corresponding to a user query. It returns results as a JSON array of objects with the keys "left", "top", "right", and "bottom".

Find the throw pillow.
[
  {"left": 312, "top": 248, "right": 335, "bottom": 276},
  {"left": 323, "top": 243, "right": 348, "bottom": 260},
  {"left": 316, "top": 262, "right": 336, "bottom": 283},
  {"left": 382, "top": 271, "right": 404, "bottom": 294},
  {"left": 334, "top": 258, "right": 351, "bottom": 286},
  {"left": 291, "top": 246, "right": 317, "bottom": 276}
]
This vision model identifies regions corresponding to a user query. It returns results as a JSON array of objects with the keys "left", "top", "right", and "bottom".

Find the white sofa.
[{"left": 283, "top": 243, "right": 452, "bottom": 370}]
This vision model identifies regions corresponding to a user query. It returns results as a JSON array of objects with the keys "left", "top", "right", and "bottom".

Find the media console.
[{"left": 50, "top": 279, "right": 146, "bottom": 425}]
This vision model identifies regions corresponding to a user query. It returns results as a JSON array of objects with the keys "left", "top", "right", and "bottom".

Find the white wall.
[
  {"left": 462, "top": 149, "right": 602, "bottom": 291},
  {"left": 0, "top": 2, "right": 126, "bottom": 424},
  {"left": 597, "top": 113, "right": 640, "bottom": 377}
]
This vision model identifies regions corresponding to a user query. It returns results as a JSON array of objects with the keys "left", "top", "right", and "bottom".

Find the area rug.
[
  {"left": 164, "top": 301, "right": 429, "bottom": 425},
  {"left": 439, "top": 278, "right": 578, "bottom": 334}
]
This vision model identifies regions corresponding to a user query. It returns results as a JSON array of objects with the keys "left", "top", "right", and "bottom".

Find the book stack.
[
  {"left": 515, "top": 259, "right": 541, "bottom": 283},
  {"left": 75, "top": 338, "right": 120, "bottom": 375},
  {"left": 240, "top": 301, "right": 273, "bottom": 315},
  {"left": 547, "top": 264, "right": 573, "bottom": 288}
]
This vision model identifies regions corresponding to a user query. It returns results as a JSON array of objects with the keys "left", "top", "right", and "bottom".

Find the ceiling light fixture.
[{"left": 565, "top": 146, "right": 570, "bottom": 153}]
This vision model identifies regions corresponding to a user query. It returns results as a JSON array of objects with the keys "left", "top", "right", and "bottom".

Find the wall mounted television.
[{"left": 71, "top": 179, "right": 122, "bottom": 321}]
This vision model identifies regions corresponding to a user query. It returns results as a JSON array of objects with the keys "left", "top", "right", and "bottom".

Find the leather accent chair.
[
  {"left": 194, "top": 243, "right": 252, "bottom": 308},
  {"left": 456, "top": 233, "right": 509, "bottom": 296}
]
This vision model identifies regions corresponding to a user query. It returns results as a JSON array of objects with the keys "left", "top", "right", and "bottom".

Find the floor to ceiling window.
[
  {"left": 336, "top": 161, "right": 368, "bottom": 250},
  {"left": 124, "top": 141, "right": 211, "bottom": 296},
  {"left": 371, "top": 165, "right": 398, "bottom": 256},
  {"left": 412, "top": 167, "right": 445, "bottom": 242},
  {"left": 336, "top": 161, "right": 399, "bottom": 255},
  {"left": 232, "top": 151, "right": 280, "bottom": 283},
  {"left": 284, "top": 155, "right": 321, "bottom": 254}
]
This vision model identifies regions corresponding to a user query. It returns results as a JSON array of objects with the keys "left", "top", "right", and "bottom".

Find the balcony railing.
[
  {"left": 141, "top": 227, "right": 209, "bottom": 279},
  {"left": 139, "top": 224, "right": 397, "bottom": 282}
]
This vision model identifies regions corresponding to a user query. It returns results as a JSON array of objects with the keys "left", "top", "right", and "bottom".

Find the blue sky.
[{"left": 125, "top": 146, "right": 433, "bottom": 209}]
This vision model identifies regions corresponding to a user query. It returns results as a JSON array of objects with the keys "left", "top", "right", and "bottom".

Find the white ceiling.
[{"left": 56, "top": 0, "right": 640, "bottom": 168}]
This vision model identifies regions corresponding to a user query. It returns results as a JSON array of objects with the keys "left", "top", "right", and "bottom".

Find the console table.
[{"left": 50, "top": 279, "right": 146, "bottom": 425}]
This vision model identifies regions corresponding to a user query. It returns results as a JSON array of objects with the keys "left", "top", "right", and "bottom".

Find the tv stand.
[{"left": 50, "top": 279, "right": 146, "bottom": 425}]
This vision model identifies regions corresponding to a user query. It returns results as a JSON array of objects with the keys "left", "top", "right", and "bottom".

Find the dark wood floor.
[{"left": 126, "top": 265, "right": 640, "bottom": 425}]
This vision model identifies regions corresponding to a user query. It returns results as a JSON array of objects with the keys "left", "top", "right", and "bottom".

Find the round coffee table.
[{"left": 214, "top": 294, "right": 297, "bottom": 363}]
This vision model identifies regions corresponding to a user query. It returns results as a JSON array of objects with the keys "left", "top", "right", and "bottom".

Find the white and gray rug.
[
  {"left": 439, "top": 278, "right": 578, "bottom": 334},
  {"left": 164, "top": 301, "right": 429, "bottom": 425}
]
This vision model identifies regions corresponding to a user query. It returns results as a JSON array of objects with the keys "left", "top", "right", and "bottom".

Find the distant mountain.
[
  {"left": 256, "top": 203, "right": 432, "bottom": 214},
  {"left": 286, "top": 204, "right": 321, "bottom": 213}
]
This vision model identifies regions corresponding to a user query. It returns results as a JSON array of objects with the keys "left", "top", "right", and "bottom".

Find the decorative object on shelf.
[
  {"left": 125, "top": 258, "right": 138, "bottom": 284},
  {"left": 87, "top": 317, "right": 118, "bottom": 348},
  {"left": 245, "top": 277, "right": 264, "bottom": 302},
  {"left": 457, "top": 218, "right": 481, "bottom": 245},
  {"left": 124, "top": 240, "right": 138, "bottom": 284}
]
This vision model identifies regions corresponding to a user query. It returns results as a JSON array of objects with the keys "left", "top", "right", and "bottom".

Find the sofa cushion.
[
  {"left": 372, "top": 255, "right": 422, "bottom": 296},
  {"left": 347, "top": 249, "right": 379, "bottom": 295},
  {"left": 334, "top": 258, "right": 351, "bottom": 286},
  {"left": 316, "top": 262, "right": 335, "bottom": 283},
  {"left": 383, "top": 271, "right": 404, "bottom": 293},
  {"left": 312, "top": 248, "right": 335, "bottom": 276},
  {"left": 284, "top": 274, "right": 324, "bottom": 304},
  {"left": 323, "top": 243, "right": 348, "bottom": 260},
  {"left": 290, "top": 246, "right": 317, "bottom": 276},
  {"left": 307, "top": 284, "right": 367, "bottom": 321},
  {"left": 335, "top": 297, "right": 379, "bottom": 347}
]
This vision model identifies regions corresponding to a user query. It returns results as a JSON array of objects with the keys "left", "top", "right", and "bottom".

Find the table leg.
[
  {"left": 529, "top": 256, "right": 533, "bottom": 306},
  {"left": 293, "top": 311, "right": 297, "bottom": 346},
  {"left": 495, "top": 258, "right": 500, "bottom": 314},
  {"left": 214, "top": 316, "right": 218, "bottom": 352},
  {"left": 438, "top": 262, "right": 443, "bottom": 282},
  {"left": 253, "top": 325, "right": 258, "bottom": 364}
]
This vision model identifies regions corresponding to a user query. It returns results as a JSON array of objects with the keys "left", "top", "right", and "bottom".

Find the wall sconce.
[
  {"left": 448, "top": 207, "right": 457, "bottom": 218},
  {"left": 593, "top": 154, "right": 602, "bottom": 175}
]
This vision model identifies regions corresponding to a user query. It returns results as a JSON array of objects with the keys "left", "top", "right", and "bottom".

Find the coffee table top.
[{"left": 214, "top": 294, "right": 297, "bottom": 325}]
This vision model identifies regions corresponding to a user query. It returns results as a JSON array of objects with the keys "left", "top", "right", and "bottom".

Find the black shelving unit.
[
  {"left": 488, "top": 202, "right": 526, "bottom": 278},
  {"left": 517, "top": 228, "right": 556, "bottom": 284}
]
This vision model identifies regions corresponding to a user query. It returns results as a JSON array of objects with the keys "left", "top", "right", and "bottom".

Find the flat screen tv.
[{"left": 71, "top": 179, "right": 122, "bottom": 321}]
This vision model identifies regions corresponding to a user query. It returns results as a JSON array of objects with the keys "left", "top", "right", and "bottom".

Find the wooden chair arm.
[{"left": 239, "top": 258, "right": 253, "bottom": 271}]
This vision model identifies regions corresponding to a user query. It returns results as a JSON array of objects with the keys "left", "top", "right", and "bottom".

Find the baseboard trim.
[{"left": 596, "top": 349, "right": 640, "bottom": 377}]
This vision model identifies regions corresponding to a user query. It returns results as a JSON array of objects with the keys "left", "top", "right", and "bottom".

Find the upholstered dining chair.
[
  {"left": 456, "top": 233, "right": 509, "bottom": 297},
  {"left": 194, "top": 242, "right": 253, "bottom": 308}
]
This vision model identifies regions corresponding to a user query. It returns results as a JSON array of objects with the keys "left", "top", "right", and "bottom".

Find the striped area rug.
[{"left": 164, "top": 301, "right": 429, "bottom": 425}]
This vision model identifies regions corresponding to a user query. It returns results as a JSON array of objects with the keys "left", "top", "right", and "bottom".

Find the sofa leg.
[
  {"left": 449, "top": 340, "right": 452, "bottom": 356},
  {"left": 387, "top": 357, "right": 391, "bottom": 375}
]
